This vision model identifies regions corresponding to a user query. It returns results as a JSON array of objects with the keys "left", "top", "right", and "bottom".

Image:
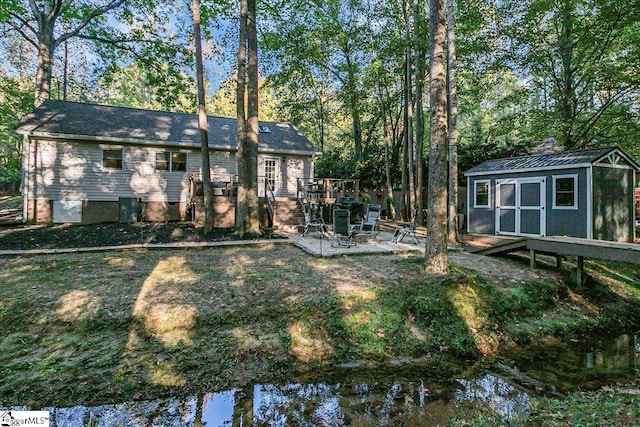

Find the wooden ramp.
[
  {"left": 527, "top": 236, "right": 640, "bottom": 265},
  {"left": 463, "top": 234, "right": 528, "bottom": 255},
  {"left": 465, "top": 234, "right": 640, "bottom": 285}
]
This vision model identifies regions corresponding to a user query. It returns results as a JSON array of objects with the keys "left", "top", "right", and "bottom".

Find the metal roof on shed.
[
  {"left": 465, "top": 147, "right": 640, "bottom": 176},
  {"left": 15, "top": 100, "right": 320, "bottom": 155}
]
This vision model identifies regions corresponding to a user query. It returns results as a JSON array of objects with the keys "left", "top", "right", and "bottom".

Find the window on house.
[
  {"left": 553, "top": 175, "right": 578, "bottom": 209},
  {"left": 474, "top": 180, "right": 490, "bottom": 207},
  {"left": 172, "top": 152, "right": 187, "bottom": 171},
  {"left": 103, "top": 148, "right": 123, "bottom": 169},
  {"left": 155, "top": 152, "right": 169, "bottom": 171},
  {"left": 156, "top": 151, "right": 187, "bottom": 172}
]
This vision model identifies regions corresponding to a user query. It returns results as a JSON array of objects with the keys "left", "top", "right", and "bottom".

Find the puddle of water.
[
  {"left": 201, "top": 390, "right": 237, "bottom": 426},
  {"left": 501, "top": 332, "right": 640, "bottom": 393},
  {"left": 199, "top": 373, "right": 530, "bottom": 427},
  {"left": 4, "top": 332, "right": 638, "bottom": 426}
]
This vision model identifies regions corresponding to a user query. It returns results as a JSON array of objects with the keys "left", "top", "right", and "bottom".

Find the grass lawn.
[{"left": 1, "top": 244, "right": 639, "bottom": 422}]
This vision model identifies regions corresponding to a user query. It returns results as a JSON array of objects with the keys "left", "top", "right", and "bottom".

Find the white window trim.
[
  {"left": 102, "top": 147, "right": 123, "bottom": 170},
  {"left": 552, "top": 174, "right": 578, "bottom": 210},
  {"left": 473, "top": 179, "right": 491, "bottom": 208},
  {"left": 156, "top": 151, "right": 187, "bottom": 172}
]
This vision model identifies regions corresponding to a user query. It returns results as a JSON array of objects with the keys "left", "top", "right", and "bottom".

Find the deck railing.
[
  {"left": 265, "top": 181, "right": 276, "bottom": 227},
  {"left": 296, "top": 178, "right": 360, "bottom": 202}
]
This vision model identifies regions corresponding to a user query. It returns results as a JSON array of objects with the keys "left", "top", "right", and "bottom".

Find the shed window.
[
  {"left": 553, "top": 175, "right": 578, "bottom": 209},
  {"left": 474, "top": 180, "right": 491, "bottom": 207},
  {"left": 156, "top": 151, "right": 187, "bottom": 172},
  {"left": 103, "top": 148, "right": 123, "bottom": 169}
]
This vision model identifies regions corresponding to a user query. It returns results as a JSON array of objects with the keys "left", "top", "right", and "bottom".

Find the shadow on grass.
[{"left": 2, "top": 246, "right": 640, "bottom": 409}]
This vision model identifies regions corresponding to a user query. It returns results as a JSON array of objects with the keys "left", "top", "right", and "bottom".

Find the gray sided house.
[
  {"left": 465, "top": 147, "right": 639, "bottom": 243},
  {"left": 16, "top": 100, "right": 320, "bottom": 225}
]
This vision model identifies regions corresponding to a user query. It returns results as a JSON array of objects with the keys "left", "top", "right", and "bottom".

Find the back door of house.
[
  {"left": 258, "top": 156, "right": 281, "bottom": 197},
  {"left": 496, "top": 178, "right": 546, "bottom": 236}
]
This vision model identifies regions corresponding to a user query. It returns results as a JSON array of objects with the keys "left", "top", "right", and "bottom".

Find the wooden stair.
[{"left": 273, "top": 199, "right": 306, "bottom": 233}]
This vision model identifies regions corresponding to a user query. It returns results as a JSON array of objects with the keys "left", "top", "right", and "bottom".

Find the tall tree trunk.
[
  {"left": 63, "top": 38, "right": 69, "bottom": 100},
  {"left": 413, "top": 0, "right": 425, "bottom": 225},
  {"left": 35, "top": 35, "right": 54, "bottom": 107},
  {"left": 192, "top": 0, "right": 213, "bottom": 233},
  {"left": 237, "top": 0, "right": 248, "bottom": 234},
  {"left": 403, "top": 0, "right": 415, "bottom": 221},
  {"left": 426, "top": 0, "right": 450, "bottom": 275},
  {"left": 559, "top": 0, "right": 575, "bottom": 149},
  {"left": 345, "top": 51, "right": 363, "bottom": 158},
  {"left": 236, "top": 0, "right": 261, "bottom": 237},
  {"left": 26, "top": 0, "right": 127, "bottom": 107},
  {"left": 245, "top": 0, "right": 261, "bottom": 235},
  {"left": 400, "top": 118, "right": 408, "bottom": 221},
  {"left": 377, "top": 84, "right": 397, "bottom": 220},
  {"left": 446, "top": 0, "right": 459, "bottom": 245},
  {"left": 316, "top": 91, "right": 325, "bottom": 152}
]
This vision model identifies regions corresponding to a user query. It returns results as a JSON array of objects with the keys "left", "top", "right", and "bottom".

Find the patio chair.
[
  {"left": 392, "top": 208, "right": 421, "bottom": 244},
  {"left": 332, "top": 208, "right": 357, "bottom": 247},
  {"left": 302, "top": 204, "right": 328, "bottom": 238},
  {"left": 357, "top": 203, "right": 381, "bottom": 238}
]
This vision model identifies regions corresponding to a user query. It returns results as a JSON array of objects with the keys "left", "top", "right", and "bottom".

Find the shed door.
[
  {"left": 497, "top": 182, "right": 517, "bottom": 234},
  {"left": 496, "top": 178, "right": 546, "bottom": 237}
]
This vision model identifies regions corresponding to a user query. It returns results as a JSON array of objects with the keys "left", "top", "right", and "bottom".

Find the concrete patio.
[{"left": 288, "top": 230, "right": 425, "bottom": 257}]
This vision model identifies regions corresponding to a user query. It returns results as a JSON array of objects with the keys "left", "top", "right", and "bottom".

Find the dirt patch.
[
  {"left": 0, "top": 222, "right": 280, "bottom": 250},
  {"left": 450, "top": 251, "right": 564, "bottom": 285}
]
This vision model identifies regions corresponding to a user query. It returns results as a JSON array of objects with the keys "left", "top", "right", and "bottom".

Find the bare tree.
[
  {"left": 426, "top": 0, "right": 450, "bottom": 274},
  {"left": 192, "top": 0, "right": 213, "bottom": 233}
]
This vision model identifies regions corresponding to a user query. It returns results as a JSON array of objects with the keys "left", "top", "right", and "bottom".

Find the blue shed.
[{"left": 464, "top": 147, "right": 639, "bottom": 242}]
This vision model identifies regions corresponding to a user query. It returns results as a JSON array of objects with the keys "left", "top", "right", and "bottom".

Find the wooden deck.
[
  {"left": 465, "top": 233, "right": 640, "bottom": 285},
  {"left": 527, "top": 236, "right": 640, "bottom": 265}
]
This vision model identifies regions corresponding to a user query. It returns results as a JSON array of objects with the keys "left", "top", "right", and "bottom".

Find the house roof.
[
  {"left": 465, "top": 147, "right": 640, "bottom": 176},
  {"left": 15, "top": 100, "right": 320, "bottom": 156}
]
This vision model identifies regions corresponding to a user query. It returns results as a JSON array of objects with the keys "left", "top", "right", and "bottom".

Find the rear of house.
[
  {"left": 465, "top": 147, "right": 639, "bottom": 243},
  {"left": 16, "top": 100, "right": 319, "bottom": 225}
]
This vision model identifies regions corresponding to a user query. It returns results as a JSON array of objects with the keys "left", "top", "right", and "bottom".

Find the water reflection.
[
  {"left": 8, "top": 332, "right": 638, "bottom": 426},
  {"left": 503, "top": 332, "right": 640, "bottom": 392},
  {"left": 200, "top": 375, "right": 530, "bottom": 426},
  {"left": 201, "top": 390, "right": 236, "bottom": 426},
  {"left": 253, "top": 383, "right": 344, "bottom": 426},
  {"left": 196, "top": 333, "right": 640, "bottom": 426},
  {"left": 455, "top": 375, "right": 532, "bottom": 419}
]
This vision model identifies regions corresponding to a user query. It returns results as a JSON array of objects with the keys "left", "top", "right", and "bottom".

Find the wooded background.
[{"left": 2, "top": 0, "right": 639, "bottom": 213}]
